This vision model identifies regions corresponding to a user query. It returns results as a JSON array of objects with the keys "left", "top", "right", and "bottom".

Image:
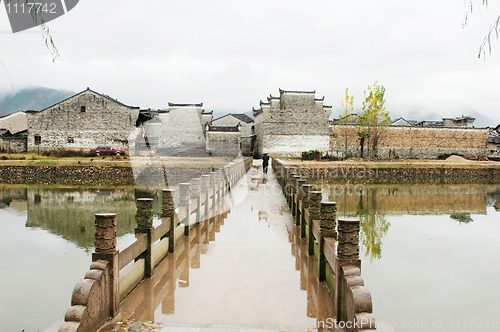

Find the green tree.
[
  {"left": 358, "top": 82, "right": 391, "bottom": 159},
  {"left": 339, "top": 88, "right": 356, "bottom": 159}
]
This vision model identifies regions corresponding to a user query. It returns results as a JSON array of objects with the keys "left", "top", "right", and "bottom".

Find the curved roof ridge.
[{"left": 279, "top": 88, "right": 316, "bottom": 94}]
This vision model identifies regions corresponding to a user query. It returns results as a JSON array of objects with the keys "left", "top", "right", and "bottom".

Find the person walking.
[{"left": 262, "top": 153, "right": 269, "bottom": 174}]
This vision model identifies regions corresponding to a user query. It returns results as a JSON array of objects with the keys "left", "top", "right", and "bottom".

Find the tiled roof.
[
  {"left": 207, "top": 125, "right": 240, "bottom": 132},
  {"left": 231, "top": 113, "right": 253, "bottom": 123},
  {"left": 0, "top": 111, "right": 27, "bottom": 134}
]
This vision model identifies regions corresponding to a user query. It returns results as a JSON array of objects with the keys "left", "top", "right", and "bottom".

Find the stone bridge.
[{"left": 57, "top": 158, "right": 392, "bottom": 332}]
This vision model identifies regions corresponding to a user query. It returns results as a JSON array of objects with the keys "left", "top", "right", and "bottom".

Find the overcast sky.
[{"left": 1, "top": 0, "right": 500, "bottom": 123}]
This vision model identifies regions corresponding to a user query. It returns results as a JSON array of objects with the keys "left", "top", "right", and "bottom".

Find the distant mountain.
[
  {"left": 0, "top": 87, "right": 75, "bottom": 116},
  {"left": 466, "top": 110, "right": 497, "bottom": 128}
]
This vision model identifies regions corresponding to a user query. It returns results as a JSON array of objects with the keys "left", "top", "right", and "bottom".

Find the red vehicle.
[{"left": 90, "top": 146, "right": 125, "bottom": 156}]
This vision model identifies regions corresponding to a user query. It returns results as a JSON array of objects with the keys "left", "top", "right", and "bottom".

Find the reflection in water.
[
  {"left": 320, "top": 184, "right": 500, "bottom": 260},
  {"left": 102, "top": 189, "right": 337, "bottom": 331}
]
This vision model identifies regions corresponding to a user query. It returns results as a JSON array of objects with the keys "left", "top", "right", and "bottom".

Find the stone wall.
[
  {"left": 330, "top": 125, "right": 489, "bottom": 159},
  {"left": 0, "top": 133, "right": 27, "bottom": 153},
  {"left": 255, "top": 89, "right": 331, "bottom": 157},
  {"left": 286, "top": 164, "right": 500, "bottom": 184},
  {"left": 26, "top": 89, "right": 139, "bottom": 153},
  {"left": 0, "top": 165, "right": 223, "bottom": 186},
  {"left": 263, "top": 90, "right": 330, "bottom": 136},
  {"left": 211, "top": 114, "right": 254, "bottom": 155},
  {"left": 206, "top": 131, "right": 241, "bottom": 157},
  {"left": 263, "top": 134, "right": 329, "bottom": 157},
  {"left": 143, "top": 104, "right": 206, "bottom": 152}
]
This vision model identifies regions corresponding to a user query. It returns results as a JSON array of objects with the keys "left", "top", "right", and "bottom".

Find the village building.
[
  {"left": 210, "top": 113, "right": 255, "bottom": 156},
  {"left": 488, "top": 125, "right": 500, "bottom": 155},
  {"left": 14, "top": 86, "right": 495, "bottom": 160},
  {"left": 391, "top": 116, "right": 476, "bottom": 128},
  {"left": 0, "top": 111, "right": 28, "bottom": 153},
  {"left": 205, "top": 124, "right": 242, "bottom": 157},
  {"left": 25, "top": 88, "right": 140, "bottom": 153},
  {"left": 252, "top": 89, "right": 332, "bottom": 158},
  {"left": 138, "top": 103, "right": 213, "bottom": 156}
]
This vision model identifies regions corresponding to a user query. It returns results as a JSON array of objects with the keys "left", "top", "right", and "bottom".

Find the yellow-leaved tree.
[
  {"left": 358, "top": 82, "right": 391, "bottom": 159},
  {"left": 339, "top": 88, "right": 356, "bottom": 159}
]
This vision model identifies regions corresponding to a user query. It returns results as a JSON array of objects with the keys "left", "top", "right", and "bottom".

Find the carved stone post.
[
  {"left": 179, "top": 183, "right": 191, "bottom": 236},
  {"left": 308, "top": 191, "right": 322, "bottom": 256},
  {"left": 201, "top": 175, "right": 210, "bottom": 220},
  {"left": 336, "top": 218, "right": 361, "bottom": 321},
  {"left": 191, "top": 178, "right": 201, "bottom": 225},
  {"left": 136, "top": 198, "right": 154, "bottom": 278},
  {"left": 301, "top": 184, "right": 313, "bottom": 238},
  {"left": 318, "top": 202, "right": 337, "bottom": 281},
  {"left": 92, "top": 213, "right": 119, "bottom": 316},
  {"left": 94, "top": 213, "right": 117, "bottom": 253},
  {"left": 337, "top": 218, "right": 360, "bottom": 262},
  {"left": 292, "top": 175, "right": 301, "bottom": 217},
  {"left": 287, "top": 171, "right": 296, "bottom": 208},
  {"left": 209, "top": 172, "right": 218, "bottom": 215},
  {"left": 162, "top": 189, "right": 176, "bottom": 253},
  {"left": 295, "top": 179, "right": 306, "bottom": 225}
]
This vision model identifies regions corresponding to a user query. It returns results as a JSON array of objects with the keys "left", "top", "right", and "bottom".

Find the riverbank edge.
[
  {"left": 275, "top": 159, "right": 500, "bottom": 184},
  {"left": 0, "top": 164, "right": 215, "bottom": 186},
  {"left": 1, "top": 161, "right": 500, "bottom": 186}
]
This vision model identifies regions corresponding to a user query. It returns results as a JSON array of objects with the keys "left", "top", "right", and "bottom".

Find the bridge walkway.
[{"left": 101, "top": 160, "right": 339, "bottom": 332}]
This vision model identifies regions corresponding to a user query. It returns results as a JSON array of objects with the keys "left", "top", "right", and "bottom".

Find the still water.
[
  {"left": 321, "top": 183, "right": 500, "bottom": 331},
  {"left": 0, "top": 184, "right": 499, "bottom": 331}
]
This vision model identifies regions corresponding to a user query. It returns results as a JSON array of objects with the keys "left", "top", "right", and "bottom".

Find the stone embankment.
[
  {"left": 2, "top": 160, "right": 500, "bottom": 186},
  {"left": 281, "top": 163, "right": 500, "bottom": 184},
  {"left": 0, "top": 165, "right": 216, "bottom": 186}
]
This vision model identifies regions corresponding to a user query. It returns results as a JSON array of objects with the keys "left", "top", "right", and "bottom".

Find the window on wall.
[
  {"left": 80, "top": 106, "right": 86, "bottom": 113},
  {"left": 34, "top": 135, "right": 41, "bottom": 145},
  {"left": 68, "top": 137, "right": 74, "bottom": 143}
]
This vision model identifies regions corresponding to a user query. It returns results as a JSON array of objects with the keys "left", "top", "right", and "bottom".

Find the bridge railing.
[
  {"left": 59, "top": 157, "right": 252, "bottom": 332},
  {"left": 272, "top": 158, "right": 390, "bottom": 332}
]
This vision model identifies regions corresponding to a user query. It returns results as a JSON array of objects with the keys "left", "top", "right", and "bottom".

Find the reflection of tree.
[
  {"left": 356, "top": 188, "right": 390, "bottom": 261},
  {"left": 450, "top": 213, "right": 473, "bottom": 223}
]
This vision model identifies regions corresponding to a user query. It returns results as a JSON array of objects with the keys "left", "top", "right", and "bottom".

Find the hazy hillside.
[{"left": 0, "top": 87, "right": 74, "bottom": 116}]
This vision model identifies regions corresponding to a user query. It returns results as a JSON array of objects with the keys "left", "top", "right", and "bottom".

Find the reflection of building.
[
  {"left": 26, "top": 188, "right": 138, "bottom": 248},
  {"left": 25, "top": 88, "right": 140, "bottom": 153},
  {"left": 323, "top": 185, "right": 488, "bottom": 216}
]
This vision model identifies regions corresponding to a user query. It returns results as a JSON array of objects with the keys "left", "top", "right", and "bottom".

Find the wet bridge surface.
[{"left": 102, "top": 162, "right": 338, "bottom": 332}]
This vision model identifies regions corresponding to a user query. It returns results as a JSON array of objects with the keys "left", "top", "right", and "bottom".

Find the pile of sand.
[{"left": 445, "top": 155, "right": 470, "bottom": 163}]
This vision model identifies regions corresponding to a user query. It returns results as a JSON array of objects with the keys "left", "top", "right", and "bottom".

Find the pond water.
[
  {"left": 320, "top": 183, "right": 500, "bottom": 331},
  {"left": 1, "top": 183, "right": 499, "bottom": 332}
]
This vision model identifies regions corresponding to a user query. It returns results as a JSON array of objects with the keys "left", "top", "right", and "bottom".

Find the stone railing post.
[
  {"left": 337, "top": 218, "right": 360, "bottom": 263},
  {"left": 201, "top": 175, "right": 210, "bottom": 220},
  {"left": 286, "top": 171, "right": 296, "bottom": 207},
  {"left": 191, "top": 178, "right": 201, "bottom": 225},
  {"left": 336, "top": 218, "right": 362, "bottom": 322},
  {"left": 179, "top": 183, "right": 191, "bottom": 235},
  {"left": 318, "top": 202, "right": 337, "bottom": 281},
  {"left": 308, "top": 191, "right": 322, "bottom": 256},
  {"left": 135, "top": 198, "right": 154, "bottom": 278},
  {"left": 161, "top": 189, "right": 176, "bottom": 253},
  {"left": 292, "top": 175, "right": 301, "bottom": 216},
  {"left": 301, "top": 184, "right": 313, "bottom": 238},
  {"left": 209, "top": 172, "right": 218, "bottom": 214},
  {"left": 92, "top": 213, "right": 119, "bottom": 316}
]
